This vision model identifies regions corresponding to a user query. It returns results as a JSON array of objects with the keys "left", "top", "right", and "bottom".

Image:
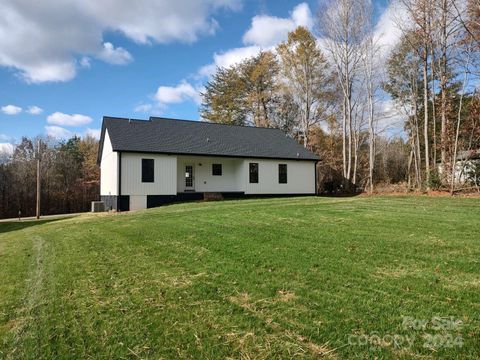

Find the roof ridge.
[
  {"left": 149, "top": 116, "right": 284, "bottom": 131},
  {"left": 104, "top": 116, "right": 147, "bottom": 123},
  {"left": 105, "top": 116, "right": 286, "bottom": 133},
  {"left": 100, "top": 115, "right": 320, "bottom": 161}
]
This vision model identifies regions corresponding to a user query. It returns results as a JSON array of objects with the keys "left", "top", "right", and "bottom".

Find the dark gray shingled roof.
[{"left": 98, "top": 116, "right": 319, "bottom": 163}]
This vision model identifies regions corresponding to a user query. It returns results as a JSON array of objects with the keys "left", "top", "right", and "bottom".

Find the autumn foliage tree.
[
  {"left": 277, "top": 26, "right": 334, "bottom": 148},
  {"left": 201, "top": 51, "right": 280, "bottom": 127},
  {"left": 0, "top": 136, "right": 99, "bottom": 219}
]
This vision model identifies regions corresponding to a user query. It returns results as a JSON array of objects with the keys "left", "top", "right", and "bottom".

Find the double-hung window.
[
  {"left": 278, "top": 164, "right": 287, "bottom": 184},
  {"left": 249, "top": 163, "right": 259, "bottom": 183},
  {"left": 142, "top": 159, "right": 154, "bottom": 182}
]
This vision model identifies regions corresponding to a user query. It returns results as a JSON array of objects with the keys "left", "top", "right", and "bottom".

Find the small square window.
[
  {"left": 142, "top": 159, "right": 154, "bottom": 183},
  {"left": 279, "top": 164, "right": 287, "bottom": 184},
  {"left": 249, "top": 163, "right": 259, "bottom": 183},
  {"left": 212, "top": 163, "right": 222, "bottom": 176}
]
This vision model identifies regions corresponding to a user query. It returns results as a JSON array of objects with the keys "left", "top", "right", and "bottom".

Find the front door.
[{"left": 185, "top": 164, "right": 194, "bottom": 191}]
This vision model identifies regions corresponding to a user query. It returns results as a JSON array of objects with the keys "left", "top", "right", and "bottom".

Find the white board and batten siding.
[
  {"left": 176, "top": 156, "right": 245, "bottom": 193},
  {"left": 100, "top": 130, "right": 118, "bottom": 196},
  {"left": 175, "top": 156, "right": 315, "bottom": 194},
  {"left": 100, "top": 132, "right": 177, "bottom": 211},
  {"left": 121, "top": 153, "right": 177, "bottom": 210},
  {"left": 101, "top": 135, "right": 315, "bottom": 210},
  {"left": 243, "top": 158, "right": 315, "bottom": 194}
]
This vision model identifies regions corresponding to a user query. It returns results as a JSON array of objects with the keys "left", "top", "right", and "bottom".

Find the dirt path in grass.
[{"left": 9, "top": 236, "right": 45, "bottom": 357}]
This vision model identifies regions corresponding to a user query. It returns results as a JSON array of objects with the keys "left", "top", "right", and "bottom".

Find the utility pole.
[{"left": 36, "top": 139, "right": 41, "bottom": 219}]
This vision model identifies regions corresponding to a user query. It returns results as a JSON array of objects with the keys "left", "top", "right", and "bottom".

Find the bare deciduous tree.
[
  {"left": 277, "top": 26, "right": 334, "bottom": 148},
  {"left": 317, "top": 0, "right": 369, "bottom": 182},
  {"left": 362, "top": 12, "right": 382, "bottom": 193}
]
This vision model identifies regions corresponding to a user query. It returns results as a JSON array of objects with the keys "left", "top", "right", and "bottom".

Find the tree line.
[
  {"left": 0, "top": 136, "right": 99, "bottom": 219},
  {"left": 201, "top": 0, "right": 480, "bottom": 193},
  {"left": 1, "top": 0, "right": 480, "bottom": 219}
]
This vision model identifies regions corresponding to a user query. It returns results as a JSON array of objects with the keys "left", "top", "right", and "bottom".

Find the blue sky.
[{"left": 0, "top": 0, "right": 394, "bottom": 152}]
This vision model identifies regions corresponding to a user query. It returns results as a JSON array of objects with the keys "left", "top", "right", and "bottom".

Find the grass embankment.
[{"left": 0, "top": 196, "right": 479, "bottom": 359}]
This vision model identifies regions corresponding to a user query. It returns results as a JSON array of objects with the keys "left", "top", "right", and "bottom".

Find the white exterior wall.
[
  {"left": 100, "top": 130, "right": 118, "bottom": 196},
  {"left": 176, "top": 155, "right": 315, "bottom": 194},
  {"left": 176, "top": 156, "right": 244, "bottom": 193},
  {"left": 243, "top": 158, "right": 315, "bottom": 194},
  {"left": 121, "top": 153, "right": 177, "bottom": 196},
  {"left": 102, "top": 146, "right": 315, "bottom": 209}
]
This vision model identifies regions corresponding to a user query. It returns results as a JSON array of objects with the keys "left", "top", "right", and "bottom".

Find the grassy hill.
[{"left": 0, "top": 196, "right": 479, "bottom": 359}]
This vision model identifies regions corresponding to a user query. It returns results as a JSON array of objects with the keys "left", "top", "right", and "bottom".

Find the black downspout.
[
  {"left": 314, "top": 160, "right": 318, "bottom": 195},
  {"left": 117, "top": 151, "right": 122, "bottom": 211}
]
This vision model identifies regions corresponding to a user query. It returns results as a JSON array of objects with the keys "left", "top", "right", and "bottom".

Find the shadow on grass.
[{"left": 0, "top": 217, "right": 75, "bottom": 234}]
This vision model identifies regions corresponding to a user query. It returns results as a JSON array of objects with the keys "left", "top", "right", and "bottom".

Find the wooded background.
[
  {"left": 201, "top": 0, "right": 480, "bottom": 193},
  {"left": 1, "top": 0, "right": 480, "bottom": 219},
  {"left": 0, "top": 136, "right": 99, "bottom": 219}
]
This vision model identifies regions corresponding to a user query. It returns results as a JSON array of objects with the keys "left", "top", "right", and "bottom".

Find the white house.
[
  {"left": 98, "top": 116, "right": 319, "bottom": 211},
  {"left": 437, "top": 149, "right": 480, "bottom": 185}
]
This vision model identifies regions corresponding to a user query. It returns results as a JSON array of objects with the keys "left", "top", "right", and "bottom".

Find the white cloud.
[
  {"left": 131, "top": 2, "right": 316, "bottom": 114},
  {"left": 97, "top": 42, "right": 133, "bottom": 65},
  {"left": 242, "top": 3, "right": 313, "bottom": 47},
  {"left": 94, "top": 0, "right": 241, "bottom": 45},
  {"left": 84, "top": 128, "right": 101, "bottom": 139},
  {"left": 1, "top": 105, "right": 22, "bottom": 115},
  {"left": 198, "top": 3, "right": 314, "bottom": 78},
  {"left": 372, "top": 2, "right": 405, "bottom": 60},
  {"left": 45, "top": 125, "right": 72, "bottom": 139},
  {"left": 137, "top": 80, "right": 203, "bottom": 113},
  {"left": 0, "top": 0, "right": 241, "bottom": 83},
  {"left": 198, "top": 1, "right": 400, "bottom": 82},
  {"left": 134, "top": 103, "right": 153, "bottom": 113},
  {"left": 0, "top": 143, "right": 14, "bottom": 155},
  {"left": 376, "top": 99, "right": 408, "bottom": 137},
  {"left": 0, "top": 134, "right": 12, "bottom": 142},
  {"left": 80, "top": 56, "right": 91, "bottom": 68},
  {"left": 47, "top": 112, "right": 93, "bottom": 126},
  {"left": 198, "top": 45, "right": 261, "bottom": 77},
  {"left": 154, "top": 80, "right": 202, "bottom": 105},
  {"left": 139, "top": 2, "right": 313, "bottom": 112},
  {"left": 26, "top": 105, "right": 43, "bottom": 115},
  {"left": 28, "top": 62, "right": 77, "bottom": 83}
]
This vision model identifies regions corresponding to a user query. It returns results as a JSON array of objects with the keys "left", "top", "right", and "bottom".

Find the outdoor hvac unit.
[{"left": 91, "top": 201, "right": 105, "bottom": 212}]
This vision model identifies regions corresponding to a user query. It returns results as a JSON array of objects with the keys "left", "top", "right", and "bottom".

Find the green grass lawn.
[{"left": 0, "top": 196, "right": 479, "bottom": 359}]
